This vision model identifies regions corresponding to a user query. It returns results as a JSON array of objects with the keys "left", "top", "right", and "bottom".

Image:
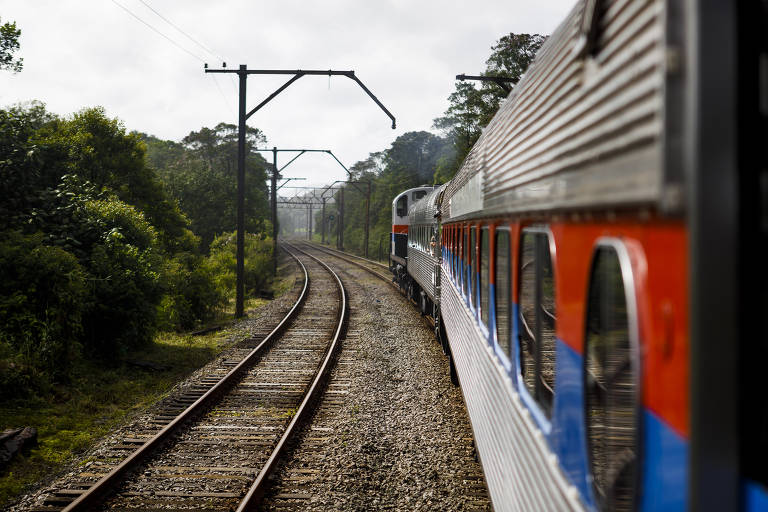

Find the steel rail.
[
  {"left": 306, "top": 242, "right": 389, "bottom": 272},
  {"left": 236, "top": 241, "right": 349, "bottom": 510},
  {"left": 62, "top": 247, "right": 310, "bottom": 511},
  {"left": 298, "top": 242, "right": 439, "bottom": 333},
  {"left": 302, "top": 243, "right": 391, "bottom": 282}
]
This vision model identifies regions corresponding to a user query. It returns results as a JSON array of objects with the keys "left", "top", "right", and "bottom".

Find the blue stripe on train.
[
  {"left": 450, "top": 274, "right": 689, "bottom": 509},
  {"left": 743, "top": 480, "right": 768, "bottom": 511},
  {"left": 552, "top": 340, "right": 688, "bottom": 510}
]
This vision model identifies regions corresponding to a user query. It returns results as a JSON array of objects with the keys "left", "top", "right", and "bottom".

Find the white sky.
[{"left": 1, "top": 0, "right": 574, "bottom": 189}]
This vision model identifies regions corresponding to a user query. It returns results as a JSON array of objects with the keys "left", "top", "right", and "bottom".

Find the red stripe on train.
[{"left": 392, "top": 224, "right": 408, "bottom": 234}]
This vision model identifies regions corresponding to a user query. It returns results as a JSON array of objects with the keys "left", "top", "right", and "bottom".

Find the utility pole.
[
  {"left": 204, "top": 64, "right": 396, "bottom": 319},
  {"left": 364, "top": 180, "right": 371, "bottom": 258},
  {"left": 338, "top": 187, "right": 344, "bottom": 251},
  {"left": 271, "top": 147, "right": 278, "bottom": 273},
  {"left": 321, "top": 198, "right": 327, "bottom": 244},
  {"left": 234, "top": 65, "right": 247, "bottom": 318}
]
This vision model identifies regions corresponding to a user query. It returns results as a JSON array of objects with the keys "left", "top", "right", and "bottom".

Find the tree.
[
  {"left": 0, "top": 18, "right": 22, "bottom": 72},
  {"left": 432, "top": 33, "right": 546, "bottom": 182},
  {"left": 145, "top": 124, "right": 271, "bottom": 252}
]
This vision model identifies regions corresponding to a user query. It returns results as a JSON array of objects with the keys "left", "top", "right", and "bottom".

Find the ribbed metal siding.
[
  {"left": 410, "top": 185, "right": 445, "bottom": 224},
  {"left": 408, "top": 247, "right": 439, "bottom": 302},
  {"left": 441, "top": 268, "right": 583, "bottom": 511},
  {"left": 445, "top": 0, "right": 670, "bottom": 219}
]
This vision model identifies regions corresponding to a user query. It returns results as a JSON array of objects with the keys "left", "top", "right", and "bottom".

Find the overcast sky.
[{"left": 1, "top": 0, "right": 574, "bottom": 190}]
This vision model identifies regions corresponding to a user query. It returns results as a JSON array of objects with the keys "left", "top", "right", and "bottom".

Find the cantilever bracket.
[{"left": 205, "top": 67, "right": 396, "bottom": 129}]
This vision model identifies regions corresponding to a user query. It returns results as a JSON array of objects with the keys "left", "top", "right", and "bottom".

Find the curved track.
[{"left": 41, "top": 245, "right": 348, "bottom": 512}]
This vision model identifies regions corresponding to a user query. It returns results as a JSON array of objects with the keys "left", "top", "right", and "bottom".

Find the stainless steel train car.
[
  {"left": 405, "top": 184, "right": 446, "bottom": 319},
  {"left": 392, "top": 0, "right": 767, "bottom": 510},
  {"left": 390, "top": 186, "right": 434, "bottom": 291}
]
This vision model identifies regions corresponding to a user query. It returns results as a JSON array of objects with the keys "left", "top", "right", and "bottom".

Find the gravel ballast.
[{"left": 262, "top": 250, "right": 490, "bottom": 511}]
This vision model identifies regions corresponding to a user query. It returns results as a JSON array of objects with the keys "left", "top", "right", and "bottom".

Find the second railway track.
[{"left": 31, "top": 245, "right": 347, "bottom": 512}]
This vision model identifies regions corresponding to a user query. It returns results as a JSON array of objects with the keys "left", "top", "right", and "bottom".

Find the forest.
[
  {"left": 0, "top": 15, "right": 543, "bottom": 503},
  {"left": 0, "top": 24, "right": 542, "bottom": 399},
  {"left": 299, "top": 33, "right": 545, "bottom": 260}
]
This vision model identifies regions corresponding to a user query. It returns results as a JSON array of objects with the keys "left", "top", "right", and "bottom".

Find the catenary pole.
[
  {"left": 204, "top": 64, "right": 395, "bottom": 318},
  {"left": 235, "top": 65, "right": 247, "bottom": 318}
]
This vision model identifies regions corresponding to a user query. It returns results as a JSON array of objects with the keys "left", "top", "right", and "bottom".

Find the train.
[{"left": 389, "top": 0, "right": 767, "bottom": 510}]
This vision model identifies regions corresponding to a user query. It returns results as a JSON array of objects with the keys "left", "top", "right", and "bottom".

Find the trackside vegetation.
[
  {"left": 0, "top": 19, "right": 543, "bottom": 507},
  {"left": 300, "top": 33, "right": 544, "bottom": 260}
]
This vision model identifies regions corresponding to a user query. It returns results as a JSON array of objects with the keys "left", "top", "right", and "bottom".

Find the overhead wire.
[
  {"left": 111, "top": 0, "right": 236, "bottom": 119},
  {"left": 110, "top": 0, "right": 205, "bottom": 63},
  {"left": 134, "top": 0, "right": 238, "bottom": 115},
  {"left": 136, "top": 0, "right": 225, "bottom": 63}
]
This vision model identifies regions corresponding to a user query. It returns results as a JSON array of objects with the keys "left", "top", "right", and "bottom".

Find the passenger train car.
[
  {"left": 390, "top": 186, "right": 434, "bottom": 293},
  {"left": 390, "top": 0, "right": 767, "bottom": 510}
]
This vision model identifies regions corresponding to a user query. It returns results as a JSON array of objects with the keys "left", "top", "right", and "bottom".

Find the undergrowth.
[{"left": 0, "top": 249, "right": 297, "bottom": 508}]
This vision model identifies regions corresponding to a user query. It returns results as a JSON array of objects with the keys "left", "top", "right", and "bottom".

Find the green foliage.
[
  {"left": 157, "top": 252, "right": 225, "bottom": 331},
  {"left": 0, "top": 18, "right": 22, "bottom": 72},
  {"left": 207, "top": 232, "right": 273, "bottom": 300},
  {"left": 0, "top": 232, "right": 87, "bottom": 392},
  {"left": 144, "top": 125, "right": 270, "bottom": 252},
  {"left": 81, "top": 198, "right": 163, "bottom": 356},
  {"left": 432, "top": 32, "right": 545, "bottom": 182}
]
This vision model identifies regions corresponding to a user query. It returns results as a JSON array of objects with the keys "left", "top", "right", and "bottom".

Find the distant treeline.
[
  {"left": 311, "top": 33, "right": 545, "bottom": 258},
  {"left": 0, "top": 103, "right": 273, "bottom": 398}
]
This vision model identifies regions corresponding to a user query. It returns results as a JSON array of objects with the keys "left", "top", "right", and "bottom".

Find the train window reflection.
[
  {"left": 470, "top": 227, "right": 477, "bottom": 309},
  {"left": 518, "top": 229, "right": 556, "bottom": 417},
  {"left": 495, "top": 229, "right": 511, "bottom": 357},
  {"left": 396, "top": 195, "right": 407, "bottom": 217},
  {"left": 480, "top": 227, "right": 490, "bottom": 326},
  {"left": 584, "top": 244, "right": 638, "bottom": 511}
]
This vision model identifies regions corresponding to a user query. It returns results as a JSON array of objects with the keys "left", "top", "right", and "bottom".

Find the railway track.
[
  {"left": 261, "top": 242, "right": 490, "bottom": 511},
  {"left": 29, "top": 245, "right": 347, "bottom": 512},
  {"left": 300, "top": 242, "right": 435, "bottom": 327}
]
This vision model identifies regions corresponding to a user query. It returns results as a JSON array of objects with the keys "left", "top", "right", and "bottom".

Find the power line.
[
  {"left": 111, "top": 0, "right": 205, "bottom": 63},
  {"left": 129, "top": 0, "right": 237, "bottom": 111},
  {"left": 136, "top": 0, "right": 224, "bottom": 62},
  {"left": 211, "top": 74, "right": 236, "bottom": 120}
]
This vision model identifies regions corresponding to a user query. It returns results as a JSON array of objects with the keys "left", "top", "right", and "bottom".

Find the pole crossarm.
[
  {"left": 275, "top": 177, "right": 306, "bottom": 192},
  {"left": 205, "top": 67, "right": 396, "bottom": 128},
  {"left": 456, "top": 73, "right": 514, "bottom": 93}
]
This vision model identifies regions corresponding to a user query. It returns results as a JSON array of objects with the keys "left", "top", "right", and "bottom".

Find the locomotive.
[{"left": 390, "top": 0, "right": 767, "bottom": 510}]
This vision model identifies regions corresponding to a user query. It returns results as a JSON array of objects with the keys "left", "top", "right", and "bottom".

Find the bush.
[
  {"left": 157, "top": 252, "right": 225, "bottom": 331},
  {"left": 0, "top": 232, "right": 87, "bottom": 389},
  {"left": 207, "top": 232, "right": 273, "bottom": 300},
  {"left": 80, "top": 199, "right": 163, "bottom": 356}
]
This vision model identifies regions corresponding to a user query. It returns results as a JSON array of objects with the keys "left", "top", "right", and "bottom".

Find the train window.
[
  {"left": 480, "top": 227, "right": 490, "bottom": 326},
  {"left": 495, "top": 228, "right": 511, "bottom": 357},
  {"left": 469, "top": 227, "right": 477, "bottom": 309},
  {"left": 584, "top": 243, "right": 638, "bottom": 511},
  {"left": 463, "top": 226, "right": 469, "bottom": 295},
  {"left": 518, "top": 229, "right": 556, "bottom": 417},
  {"left": 396, "top": 195, "right": 407, "bottom": 217},
  {"left": 413, "top": 190, "right": 427, "bottom": 201}
]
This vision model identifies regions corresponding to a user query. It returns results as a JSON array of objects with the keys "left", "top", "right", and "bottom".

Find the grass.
[
  {"left": 0, "top": 331, "right": 224, "bottom": 507},
  {"left": 0, "top": 250, "right": 299, "bottom": 508}
]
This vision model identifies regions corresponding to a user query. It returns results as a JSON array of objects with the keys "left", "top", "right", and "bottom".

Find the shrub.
[
  {"left": 157, "top": 252, "right": 225, "bottom": 331},
  {"left": 80, "top": 199, "right": 163, "bottom": 356},
  {"left": 0, "top": 232, "right": 87, "bottom": 390},
  {"left": 207, "top": 232, "right": 273, "bottom": 300}
]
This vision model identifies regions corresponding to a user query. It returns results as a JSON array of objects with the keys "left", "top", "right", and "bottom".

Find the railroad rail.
[
  {"left": 33, "top": 245, "right": 348, "bottom": 512},
  {"left": 299, "top": 242, "right": 436, "bottom": 328}
]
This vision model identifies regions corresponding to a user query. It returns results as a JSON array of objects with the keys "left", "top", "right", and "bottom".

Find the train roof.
[
  {"left": 391, "top": 186, "right": 434, "bottom": 207},
  {"left": 409, "top": 183, "right": 447, "bottom": 225},
  {"left": 444, "top": 0, "right": 679, "bottom": 221}
]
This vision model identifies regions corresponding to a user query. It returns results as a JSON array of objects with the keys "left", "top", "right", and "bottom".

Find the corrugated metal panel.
[
  {"left": 445, "top": 0, "right": 671, "bottom": 220},
  {"left": 410, "top": 184, "right": 445, "bottom": 224},
  {"left": 440, "top": 268, "right": 583, "bottom": 511},
  {"left": 408, "top": 247, "right": 439, "bottom": 302}
]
